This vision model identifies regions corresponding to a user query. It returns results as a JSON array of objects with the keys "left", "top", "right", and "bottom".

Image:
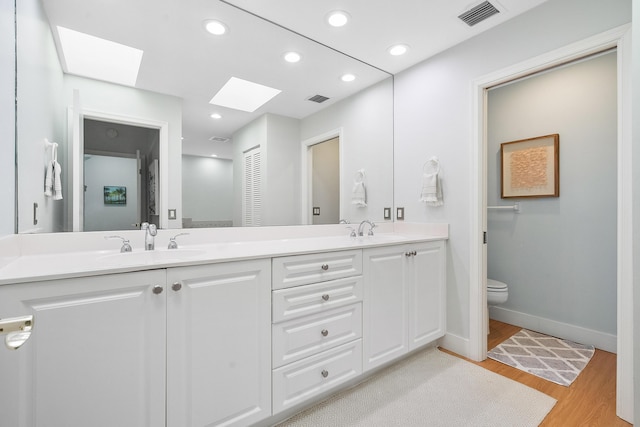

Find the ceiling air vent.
[
  {"left": 458, "top": 1, "right": 500, "bottom": 27},
  {"left": 209, "top": 136, "right": 229, "bottom": 143},
  {"left": 307, "top": 95, "right": 330, "bottom": 104}
]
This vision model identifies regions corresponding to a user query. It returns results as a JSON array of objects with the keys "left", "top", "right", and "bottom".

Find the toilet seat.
[{"left": 487, "top": 279, "right": 508, "bottom": 291}]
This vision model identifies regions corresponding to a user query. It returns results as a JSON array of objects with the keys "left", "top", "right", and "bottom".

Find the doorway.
[
  {"left": 83, "top": 118, "right": 159, "bottom": 231},
  {"left": 485, "top": 51, "right": 618, "bottom": 348},
  {"left": 310, "top": 137, "right": 340, "bottom": 225},
  {"left": 470, "top": 26, "right": 632, "bottom": 421},
  {"left": 300, "top": 128, "right": 344, "bottom": 225}
]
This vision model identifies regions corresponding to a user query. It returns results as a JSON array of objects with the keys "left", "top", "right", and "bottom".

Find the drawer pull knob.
[
  {"left": 321, "top": 264, "right": 329, "bottom": 271},
  {"left": 321, "top": 329, "right": 329, "bottom": 337},
  {"left": 321, "top": 369, "right": 329, "bottom": 378},
  {"left": 152, "top": 285, "right": 164, "bottom": 294},
  {"left": 172, "top": 282, "right": 182, "bottom": 292},
  {"left": 405, "top": 252, "right": 412, "bottom": 257},
  {"left": 321, "top": 294, "right": 330, "bottom": 301}
]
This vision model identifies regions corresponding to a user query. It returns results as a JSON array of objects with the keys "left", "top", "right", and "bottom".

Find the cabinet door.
[
  {"left": 362, "top": 245, "right": 408, "bottom": 371},
  {"left": 167, "top": 259, "right": 271, "bottom": 427},
  {"left": 0, "top": 270, "right": 167, "bottom": 427},
  {"left": 408, "top": 241, "right": 446, "bottom": 350}
]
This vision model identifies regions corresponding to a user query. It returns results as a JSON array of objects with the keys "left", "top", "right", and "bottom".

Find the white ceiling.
[{"left": 40, "top": 0, "right": 548, "bottom": 159}]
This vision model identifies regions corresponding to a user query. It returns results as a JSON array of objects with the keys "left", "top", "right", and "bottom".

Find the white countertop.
[{"left": 0, "top": 223, "right": 448, "bottom": 285}]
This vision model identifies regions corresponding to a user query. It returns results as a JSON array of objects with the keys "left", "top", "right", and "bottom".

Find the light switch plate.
[
  {"left": 168, "top": 209, "right": 177, "bottom": 220},
  {"left": 396, "top": 207, "right": 404, "bottom": 221},
  {"left": 313, "top": 207, "right": 320, "bottom": 216},
  {"left": 384, "top": 207, "right": 391, "bottom": 220}
]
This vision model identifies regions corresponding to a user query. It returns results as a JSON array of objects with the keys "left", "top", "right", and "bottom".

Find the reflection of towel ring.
[
  {"left": 354, "top": 170, "right": 365, "bottom": 183},
  {"left": 423, "top": 157, "right": 440, "bottom": 175}
]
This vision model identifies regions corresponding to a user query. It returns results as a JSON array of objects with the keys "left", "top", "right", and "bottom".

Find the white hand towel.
[
  {"left": 53, "top": 161, "right": 63, "bottom": 200},
  {"left": 44, "top": 160, "right": 54, "bottom": 197},
  {"left": 352, "top": 182, "right": 367, "bottom": 207},
  {"left": 420, "top": 173, "right": 443, "bottom": 206}
]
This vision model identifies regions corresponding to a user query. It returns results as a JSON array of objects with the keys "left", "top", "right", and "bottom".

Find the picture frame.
[
  {"left": 500, "top": 134, "right": 559, "bottom": 199},
  {"left": 104, "top": 186, "right": 127, "bottom": 205}
]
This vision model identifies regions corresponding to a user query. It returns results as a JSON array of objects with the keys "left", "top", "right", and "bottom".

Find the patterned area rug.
[{"left": 488, "top": 329, "right": 595, "bottom": 386}]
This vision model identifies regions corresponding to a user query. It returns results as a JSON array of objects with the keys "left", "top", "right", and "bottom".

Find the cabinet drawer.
[
  {"left": 272, "top": 250, "right": 362, "bottom": 290},
  {"left": 273, "top": 303, "right": 362, "bottom": 368},
  {"left": 272, "top": 339, "right": 362, "bottom": 414},
  {"left": 272, "top": 276, "right": 363, "bottom": 323}
]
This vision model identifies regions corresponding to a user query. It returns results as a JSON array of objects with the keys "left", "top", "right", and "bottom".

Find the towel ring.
[
  {"left": 423, "top": 157, "right": 440, "bottom": 175},
  {"left": 354, "top": 170, "right": 365, "bottom": 183}
]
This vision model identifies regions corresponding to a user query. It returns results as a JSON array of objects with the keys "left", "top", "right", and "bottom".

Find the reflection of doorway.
[
  {"left": 83, "top": 119, "right": 159, "bottom": 231},
  {"left": 301, "top": 128, "right": 344, "bottom": 225},
  {"left": 311, "top": 137, "right": 340, "bottom": 225}
]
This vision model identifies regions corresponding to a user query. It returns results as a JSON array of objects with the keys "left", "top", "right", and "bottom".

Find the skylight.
[
  {"left": 209, "top": 77, "right": 281, "bottom": 113},
  {"left": 57, "top": 26, "right": 143, "bottom": 87}
]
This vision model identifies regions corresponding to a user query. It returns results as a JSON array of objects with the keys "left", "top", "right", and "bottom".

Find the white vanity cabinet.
[
  {"left": 271, "top": 250, "right": 363, "bottom": 413},
  {"left": 0, "top": 270, "right": 167, "bottom": 427},
  {"left": 0, "top": 259, "right": 272, "bottom": 427},
  {"left": 166, "top": 259, "right": 271, "bottom": 427},
  {"left": 363, "top": 240, "right": 446, "bottom": 372}
]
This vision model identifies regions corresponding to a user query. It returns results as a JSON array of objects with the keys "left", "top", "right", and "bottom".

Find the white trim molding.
[{"left": 469, "top": 24, "right": 632, "bottom": 423}]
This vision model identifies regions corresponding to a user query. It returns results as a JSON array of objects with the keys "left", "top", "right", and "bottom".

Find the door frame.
[
  {"left": 70, "top": 108, "right": 169, "bottom": 230},
  {"left": 469, "top": 24, "right": 632, "bottom": 422}
]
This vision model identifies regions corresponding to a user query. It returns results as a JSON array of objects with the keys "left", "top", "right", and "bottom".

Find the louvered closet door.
[{"left": 242, "top": 146, "right": 262, "bottom": 226}]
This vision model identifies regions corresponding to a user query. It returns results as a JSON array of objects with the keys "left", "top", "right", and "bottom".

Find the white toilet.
[
  {"left": 487, "top": 279, "right": 509, "bottom": 305},
  {"left": 487, "top": 279, "right": 509, "bottom": 334}
]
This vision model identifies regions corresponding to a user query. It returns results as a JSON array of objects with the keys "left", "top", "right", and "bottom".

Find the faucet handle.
[
  {"left": 168, "top": 233, "right": 190, "bottom": 249},
  {"left": 147, "top": 223, "right": 157, "bottom": 236},
  {"left": 346, "top": 226, "right": 357, "bottom": 238},
  {"left": 368, "top": 222, "right": 377, "bottom": 236},
  {"left": 105, "top": 235, "right": 133, "bottom": 253}
]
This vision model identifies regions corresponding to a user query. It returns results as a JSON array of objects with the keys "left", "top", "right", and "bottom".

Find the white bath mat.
[
  {"left": 278, "top": 348, "right": 556, "bottom": 426},
  {"left": 487, "top": 329, "right": 595, "bottom": 386}
]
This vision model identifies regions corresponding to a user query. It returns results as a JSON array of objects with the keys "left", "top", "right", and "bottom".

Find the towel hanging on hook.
[
  {"left": 420, "top": 157, "right": 443, "bottom": 206},
  {"left": 44, "top": 138, "right": 63, "bottom": 200},
  {"left": 351, "top": 169, "right": 367, "bottom": 207}
]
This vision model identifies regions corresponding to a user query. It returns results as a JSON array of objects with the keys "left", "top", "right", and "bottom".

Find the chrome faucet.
[
  {"left": 141, "top": 222, "right": 157, "bottom": 250},
  {"left": 358, "top": 220, "right": 376, "bottom": 236}
]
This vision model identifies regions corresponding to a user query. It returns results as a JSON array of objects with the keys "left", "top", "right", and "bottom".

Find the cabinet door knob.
[
  {"left": 405, "top": 252, "right": 412, "bottom": 257},
  {"left": 321, "top": 294, "right": 330, "bottom": 301},
  {"left": 321, "top": 264, "right": 329, "bottom": 271},
  {"left": 152, "top": 285, "right": 164, "bottom": 294},
  {"left": 412, "top": 250, "right": 417, "bottom": 256},
  {"left": 171, "top": 282, "right": 182, "bottom": 292},
  {"left": 321, "top": 369, "right": 329, "bottom": 378},
  {"left": 321, "top": 329, "right": 329, "bottom": 337}
]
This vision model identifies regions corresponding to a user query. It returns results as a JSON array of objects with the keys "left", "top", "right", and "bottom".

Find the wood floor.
[{"left": 443, "top": 320, "right": 631, "bottom": 427}]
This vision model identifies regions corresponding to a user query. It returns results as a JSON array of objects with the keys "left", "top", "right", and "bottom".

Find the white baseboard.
[
  {"left": 489, "top": 306, "right": 617, "bottom": 353},
  {"left": 439, "top": 332, "right": 470, "bottom": 359}
]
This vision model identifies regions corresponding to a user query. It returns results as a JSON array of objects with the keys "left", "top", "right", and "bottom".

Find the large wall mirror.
[{"left": 14, "top": 0, "right": 393, "bottom": 233}]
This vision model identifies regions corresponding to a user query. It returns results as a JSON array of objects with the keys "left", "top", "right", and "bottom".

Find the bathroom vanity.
[{"left": 0, "top": 223, "right": 447, "bottom": 427}]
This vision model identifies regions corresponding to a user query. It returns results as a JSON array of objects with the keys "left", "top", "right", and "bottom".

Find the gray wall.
[
  {"left": 84, "top": 155, "right": 138, "bottom": 231},
  {"left": 182, "top": 155, "right": 233, "bottom": 224},
  {"left": 487, "top": 52, "right": 617, "bottom": 336},
  {"left": 16, "top": 0, "right": 65, "bottom": 233},
  {"left": 0, "top": 0, "right": 15, "bottom": 236},
  {"left": 393, "top": 0, "right": 631, "bottom": 345}
]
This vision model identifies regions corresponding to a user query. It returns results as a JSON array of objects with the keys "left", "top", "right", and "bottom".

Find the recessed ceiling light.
[
  {"left": 388, "top": 44, "right": 409, "bottom": 56},
  {"left": 326, "top": 10, "right": 350, "bottom": 27},
  {"left": 211, "top": 154, "right": 218, "bottom": 158},
  {"left": 204, "top": 20, "right": 228, "bottom": 35},
  {"left": 210, "top": 77, "right": 281, "bottom": 112},
  {"left": 284, "top": 52, "right": 301, "bottom": 63},
  {"left": 341, "top": 74, "right": 356, "bottom": 82},
  {"left": 210, "top": 113, "right": 222, "bottom": 119},
  {"left": 56, "top": 26, "right": 143, "bottom": 86}
]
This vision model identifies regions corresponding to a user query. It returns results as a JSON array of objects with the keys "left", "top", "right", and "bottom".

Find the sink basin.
[{"left": 98, "top": 249, "right": 207, "bottom": 266}]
